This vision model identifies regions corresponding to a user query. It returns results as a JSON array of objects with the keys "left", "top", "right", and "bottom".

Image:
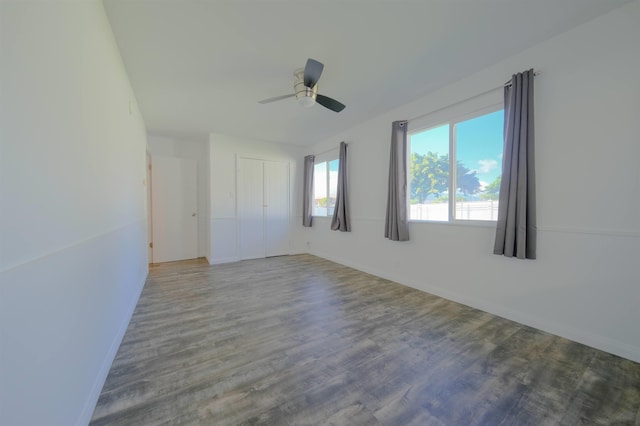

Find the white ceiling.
[{"left": 104, "top": 0, "right": 630, "bottom": 146}]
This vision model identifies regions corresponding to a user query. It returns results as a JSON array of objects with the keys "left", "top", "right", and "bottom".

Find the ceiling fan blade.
[
  {"left": 303, "top": 58, "right": 324, "bottom": 87},
  {"left": 316, "top": 94, "right": 345, "bottom": 112},
  {"left": 258, "top": 93, "right": 295, "bottom": 104}
]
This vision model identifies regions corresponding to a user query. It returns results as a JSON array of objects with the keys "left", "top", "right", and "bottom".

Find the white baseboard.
[
  {"left": 0, "top": 221, "right": 150, "bottom": 426},
  {"left": 309, "top": 248, "right": 640, "bottom": 363},
  {"left": 208, "top": 256, "right": 241, "bottom": 265},
  {"left": 77, "top": 267, "right": 147, "bottom": 426}
]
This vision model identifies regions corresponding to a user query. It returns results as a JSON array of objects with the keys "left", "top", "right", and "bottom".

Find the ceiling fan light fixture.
[
  {"left": 298, "top": 95, "right": 316, "bottom": 108},
  {"left": 294, "top": 72, "right": 318, "bottom": 108}
]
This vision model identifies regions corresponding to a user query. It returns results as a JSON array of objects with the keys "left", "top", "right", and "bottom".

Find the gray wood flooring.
[{"left": 90, "top": 255, "right": 640, "bottom": 425}]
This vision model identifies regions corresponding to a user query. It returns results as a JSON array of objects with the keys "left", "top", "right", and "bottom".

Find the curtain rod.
[
  {"left": 408, "top": 70, "right": 539, "bottom": 124},
  {"left": 310, "top": 144, "right": 341, "bottom": 158},
  {"left": 504, "top": 70, "right": 540, "bottom": 87}
]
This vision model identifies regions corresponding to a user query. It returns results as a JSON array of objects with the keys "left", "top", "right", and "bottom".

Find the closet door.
[
  {"left": 238, "top": 158, "right": 265, "bottom": 260},
  {"left": 264, "top": 161, "right": 290, "bottom": 257}
]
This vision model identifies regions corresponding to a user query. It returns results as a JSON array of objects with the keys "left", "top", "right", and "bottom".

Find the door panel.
[
  {"left": 264, "top": 161, "right": 290, "bottom": 257},
  {"left": 238, "top": 158, "right": 265, "bottom": 260},
  {"left": 151, "top": 157, "right": 198, "bottom": 263}
]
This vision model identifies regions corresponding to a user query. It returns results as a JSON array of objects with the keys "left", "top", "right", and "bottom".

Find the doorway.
[{"left": 150, "top": 156, "right": 198, "bottom": 263}]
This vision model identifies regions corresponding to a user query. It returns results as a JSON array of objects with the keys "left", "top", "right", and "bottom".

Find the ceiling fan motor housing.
[{"left": 294, "top": 68, "right": 317, "bottom": 107}]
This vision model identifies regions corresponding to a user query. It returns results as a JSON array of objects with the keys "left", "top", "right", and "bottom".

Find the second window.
[{"left": 313, "top": 157, "right": 339, "bottom": 217}]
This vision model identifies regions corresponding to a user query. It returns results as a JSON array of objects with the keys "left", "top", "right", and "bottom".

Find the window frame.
[
  {"left": 408, "top": 102, "right": 504, "bottom": 225},
  {"left": 312, "top": 151, "right": 339, "bottom": 218}
]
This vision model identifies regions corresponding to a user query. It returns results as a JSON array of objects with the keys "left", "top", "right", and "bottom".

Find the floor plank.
[{"left": 90, "top": 255, "right": 640, "bottom": 425}]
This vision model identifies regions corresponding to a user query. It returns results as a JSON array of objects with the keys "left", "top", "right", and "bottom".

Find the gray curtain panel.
[
  {"left": 331, "top": 142, "right": 351, "bottom": 232},
  {"left": 302, "top": 155, "right": 315, "bottom": 227},
  {"left": 494, "top": 69, "right": 537, "bottom": 259},
  {"left": 384, "top": 121, "right": 410, "bottom": 241}
]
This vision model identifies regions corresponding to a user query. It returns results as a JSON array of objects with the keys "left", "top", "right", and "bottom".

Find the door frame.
[{"left": 147, "top": 149, "right": 153, "bottom": 263}]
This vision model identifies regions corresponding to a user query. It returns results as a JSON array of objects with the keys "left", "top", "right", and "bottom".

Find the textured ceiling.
[{"left": 104, "top": 0, "right": 630, "bottom": 145}]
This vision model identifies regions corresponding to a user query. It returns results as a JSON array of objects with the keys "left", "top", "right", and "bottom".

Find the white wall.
[
  {"left": 209, "top": 133, "right": 303, "bottom": 264},
  {"left": 0, "top": 2, "right": 148, "bottom": 425},
  {"left": 148, "top": 135, "right": 210, "bottom": 259},
  {"left": 298, "top": 1, "right": 640, "bottom": 362}
]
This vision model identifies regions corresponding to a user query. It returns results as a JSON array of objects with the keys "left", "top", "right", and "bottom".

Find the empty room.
[{"left": 1, "top": 0, "right": 639, "bottom": 425}]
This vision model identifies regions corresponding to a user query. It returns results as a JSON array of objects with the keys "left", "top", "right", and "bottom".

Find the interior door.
[
  {"left": 151, "top": 156, "right": 198, "bottom": 263},
  {"left": 238, "top": 158, "right": 265, "bottom": 260},
  {"left": 264, "top": 161, "right": 289, "bottom": 257}
]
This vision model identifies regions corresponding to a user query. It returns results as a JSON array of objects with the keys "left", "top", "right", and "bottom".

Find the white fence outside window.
[{"left": 410, "top": 200, "right": 499, "bottom": 222}]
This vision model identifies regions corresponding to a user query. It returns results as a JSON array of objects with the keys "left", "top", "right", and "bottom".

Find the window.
[
  {"left": 409, "top": 109, "right": 504, "bottom": 222},
  {"left": 313, "top": 157, "right": 339, "bottom": 216}
]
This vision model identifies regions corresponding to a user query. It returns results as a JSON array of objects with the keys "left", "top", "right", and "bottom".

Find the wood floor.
[{"left": 90, "top": 255, "right": 640, "bottom": 425}]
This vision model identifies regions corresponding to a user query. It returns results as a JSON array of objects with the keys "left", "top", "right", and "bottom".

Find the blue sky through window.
[
  {"left": 410, "top": 110, "right": 503, "bottom": 186},
  {"left": 411, "top": 124, "right": 448, "bottom": 156}
]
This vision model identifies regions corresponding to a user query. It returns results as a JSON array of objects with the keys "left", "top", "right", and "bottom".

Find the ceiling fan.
[{"left": 258, "top": 58, "right": 346, "bottom": 112}]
